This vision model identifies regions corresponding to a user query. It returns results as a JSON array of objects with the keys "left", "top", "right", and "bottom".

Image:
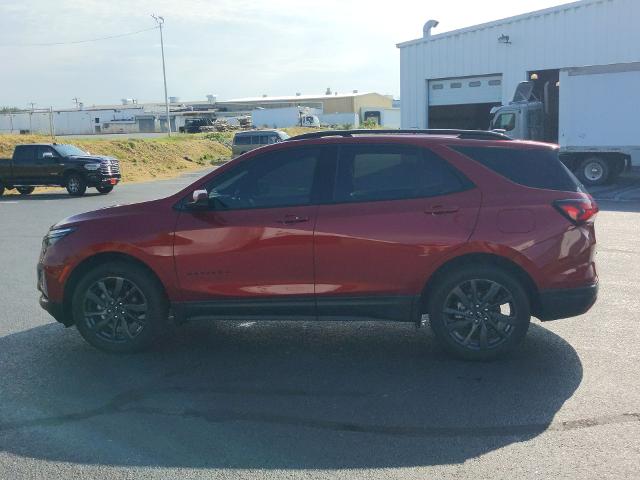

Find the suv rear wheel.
[
  {"left": 66, "top": 173, "right": 87, "bottom": 196},
  {"left": 72, "top": 261, "right": 169, "bottom": 353},
  {"left": 427, "top": 265, "right": 531, "bottom": 361}
]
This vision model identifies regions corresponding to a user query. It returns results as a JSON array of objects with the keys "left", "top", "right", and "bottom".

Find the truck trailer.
[{"left": 490, "top": 62, "right": 640, "bottom": 186}]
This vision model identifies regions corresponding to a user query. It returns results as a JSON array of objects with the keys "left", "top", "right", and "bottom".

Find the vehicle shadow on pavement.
[{"left": 0, "top": 320, "right": 582, "bottom": 469}]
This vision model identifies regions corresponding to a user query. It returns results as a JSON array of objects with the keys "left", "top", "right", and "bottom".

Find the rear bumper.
[{"left": 536, "top": 283, "right": 598, "bottom": 321}]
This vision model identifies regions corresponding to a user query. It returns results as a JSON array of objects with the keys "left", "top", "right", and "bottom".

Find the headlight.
[
  {"left": 43, "top": 227, "right": 77, "bottom": 249},
  {"left": 84, "top": 163, "right": 101, "bottom": 171}
]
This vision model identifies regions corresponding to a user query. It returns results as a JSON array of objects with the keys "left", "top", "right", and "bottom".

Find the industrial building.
[
  {"left": 0, "top": 91, "right": 397, "bottom": 135},
  {"left": 397, "top": 0, "right": 640, "bottom": 129}
]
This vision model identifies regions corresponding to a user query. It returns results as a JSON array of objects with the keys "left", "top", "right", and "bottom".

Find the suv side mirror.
[
  {"left": 186, "top": 189, "right": 209, "bottom": 210},
  {"left": 42, "top": 152, "right": 54, "bottom": 159}
]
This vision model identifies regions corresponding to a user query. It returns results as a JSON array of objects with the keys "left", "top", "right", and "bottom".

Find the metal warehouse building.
[{"left": 397, "top": 0, "right": 640, "bottom": 129}]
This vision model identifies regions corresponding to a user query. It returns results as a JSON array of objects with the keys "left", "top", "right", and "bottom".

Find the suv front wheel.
[
  {"left": 72, "top": 261, "right": 169, "bottom": 353},
  {"left": 427, "top": 265, "right": 531, "bottom": 361}
]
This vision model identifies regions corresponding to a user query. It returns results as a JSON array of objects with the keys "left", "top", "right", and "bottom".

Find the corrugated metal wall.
[{"left": 399, "top": 0, "right": 640, "bottom": 128}]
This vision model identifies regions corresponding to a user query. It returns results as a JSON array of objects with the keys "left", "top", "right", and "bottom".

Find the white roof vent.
[{"left": 423, "top": 19, "right": 439, "bottom": 38}]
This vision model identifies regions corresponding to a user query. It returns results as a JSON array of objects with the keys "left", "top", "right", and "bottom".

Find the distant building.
[
  {"left": 0, "top": 91, "right": 396, "bottom": 135},
  {"left": 219, "top": 91, "right": 392, "bottom": 116}
]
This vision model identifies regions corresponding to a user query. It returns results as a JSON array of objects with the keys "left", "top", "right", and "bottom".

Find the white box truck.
[{"left": 490, "top": 62, "right": 640, "bottom": 186}]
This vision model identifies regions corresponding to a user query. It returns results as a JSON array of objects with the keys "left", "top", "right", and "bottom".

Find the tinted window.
[
  {"left": 334, "top": 146, "right": 470, "bottom": 203},
  {"left": 205, "top": 148, "right": 319, "bottom": 210},
  {"left": 13, "top": 146, "right": 35, "bottom": 163},
  {"left": 452, "top": 146, "right": 582, "bottom": 192},
  {"left": 36, "top": 146, "right": 57, "bottom": 160},
  {"left": 234, "top": 135, "right": 250, "bottom": 145}
]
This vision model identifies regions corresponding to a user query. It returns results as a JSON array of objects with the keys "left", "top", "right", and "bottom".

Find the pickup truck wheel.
[
  {"left": 427, "top": 265, "right": 531, "bottom": 361},
  {"left": 577, "top": 157, "right": 610, "bottom": 187},
  {"left": 72, "top": 261, "right": 169, "bottom": 353},
  {"left": 66, "top": 174, "right": 87, "bottom": 196},
  {"left": 16, "top": 186, "right": 35, "bottom": 195},
  {"left": 96, "top": 185, "right": 114, "bottom": 194}
]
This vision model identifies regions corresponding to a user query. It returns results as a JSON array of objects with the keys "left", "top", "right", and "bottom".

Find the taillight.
[{"left": 553, "top": 197, "right": 599, "bottom": 225}]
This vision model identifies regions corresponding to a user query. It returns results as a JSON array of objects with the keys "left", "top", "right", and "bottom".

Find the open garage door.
[{"left": 427, "top": 75, "right": 502, "bottom": 130}]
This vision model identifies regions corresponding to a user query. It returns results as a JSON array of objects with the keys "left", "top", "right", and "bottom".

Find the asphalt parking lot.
[{"left": 1, "top": 171, "right": 639, "bottom": 479}]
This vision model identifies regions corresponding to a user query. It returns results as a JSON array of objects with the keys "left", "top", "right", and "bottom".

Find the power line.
[{"left": 0, "top": 26, "right": 158, "bottom": 47}]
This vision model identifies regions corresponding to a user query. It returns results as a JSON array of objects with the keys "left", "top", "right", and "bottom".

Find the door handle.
[
  {"left": 276, "top": 215, "right": 310, "bottom": 225},
  {"left": 425, "top": 205, "right": 459, "bottom": 215}
]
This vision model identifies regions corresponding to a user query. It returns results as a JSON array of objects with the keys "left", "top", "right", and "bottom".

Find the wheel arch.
[
  {"left": 62, "top": 252, "right": 169, "bottom": 325},
  {"left": 420, "top": 253, "right": 541, "bottom": 317},
  {"left": 63, "top": 168, "right": 87, "bottom": 182}
]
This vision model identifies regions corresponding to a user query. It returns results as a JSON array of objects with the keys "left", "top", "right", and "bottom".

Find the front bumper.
[
  {"left": 38, "top": 262, "right": 72, "bottom": 326},
  {"left": 87, "top": 173, "right": 121, "bottom": 187},
  {"left": 536, "top": 283, "right": 599, "bottom": 321},
  {"left": 39, "top": 294, "right": 72, "bottom": 326}
]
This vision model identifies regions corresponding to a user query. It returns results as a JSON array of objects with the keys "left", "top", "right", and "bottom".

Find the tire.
[
  {"left": 66, "top": 173, "right": 87, "bottom": 197},
  {"left": 427, "top": 265, "right": 531, "bottom": 361},
  {"left": 72, "top": 261, "right": 169, "bottom": 353},
  {"left": 577, "top": 157, "right": 610, "bottom": 187},
  {"left": 16, "top": 186, "right": 35, "bottom": 195},
  {"left": 96, "top": 185, "right": 114, "bottom": 194}
]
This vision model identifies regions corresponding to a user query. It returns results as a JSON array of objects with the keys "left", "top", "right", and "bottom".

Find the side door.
[
  {"left": 314, "top": 143, "right": 481, "bottom": 322},
  {"left": 11, "top": 146, "right": 37, "bottom": 184},
  {"left": 35, "top": 146, "right": 64, "bottom": 184},
  {"left": 173, "top": 146, "right": 334, "bottom": 320}
]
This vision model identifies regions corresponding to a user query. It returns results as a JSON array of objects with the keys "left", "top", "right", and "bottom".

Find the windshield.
[{"left": 54, "top": 144, "right": 88, "bottom": 156}]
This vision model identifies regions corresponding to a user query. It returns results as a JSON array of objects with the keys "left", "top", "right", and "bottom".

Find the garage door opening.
[{"left": 428, "top": 103, "right": 501, "bottom": 130}]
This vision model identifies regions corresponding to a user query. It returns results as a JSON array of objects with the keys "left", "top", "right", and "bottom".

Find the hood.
[
  {"left": 52, "top": 197, "right": 169, "bottom": 230},
  {"left": 67, "top": 155, "right": 118, "bottom": 163}
]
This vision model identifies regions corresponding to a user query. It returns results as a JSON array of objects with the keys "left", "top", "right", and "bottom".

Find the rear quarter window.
[{"left": 451, "top": 146, "right": 583, "bottom": 192}]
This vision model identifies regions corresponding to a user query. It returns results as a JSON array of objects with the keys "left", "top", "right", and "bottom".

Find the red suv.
[{"left": 38, "top": 130, "right": 598, "bottom": 360}]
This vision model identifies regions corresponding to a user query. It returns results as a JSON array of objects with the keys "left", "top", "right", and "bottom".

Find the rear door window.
[
  {"left": 451, "top": 146, "right": 582, "bottom": 192},
  {"left": 334, "top": 145, "right": 472, "bottom": 203},
  {"left": 234, "top": 135, "right": 250, "bottom": 145},
  {"left": 13, "top": 146, "right": 36, "bottom": 164}
]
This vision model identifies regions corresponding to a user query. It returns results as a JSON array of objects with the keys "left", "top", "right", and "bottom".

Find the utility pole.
[
  {"left": 48, "top": 106, "right": 56, "bottom": 142},
  {"left": 152, "top": 14, "right": 171, "bottom": 136},
  {"left": 27, "top": 103, "right": 35, "bottom": 133}
]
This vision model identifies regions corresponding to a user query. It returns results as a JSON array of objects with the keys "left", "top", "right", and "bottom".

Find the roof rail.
[{"left": 287, "top": 129, "right": 512, "bottom": 141}]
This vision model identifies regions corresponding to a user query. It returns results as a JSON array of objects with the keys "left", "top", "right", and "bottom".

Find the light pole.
[{"left": 152, "top": 14, "right": 171, "bottom": 136}]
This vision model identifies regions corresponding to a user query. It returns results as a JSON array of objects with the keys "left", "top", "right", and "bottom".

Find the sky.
[{"left": 0, "top": 0, "right": 575, "bottom": 109}]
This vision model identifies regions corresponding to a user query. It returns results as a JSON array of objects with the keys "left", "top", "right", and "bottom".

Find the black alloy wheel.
[{"left": 428, "top": 265, "right": 531, "bottom": 360}]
